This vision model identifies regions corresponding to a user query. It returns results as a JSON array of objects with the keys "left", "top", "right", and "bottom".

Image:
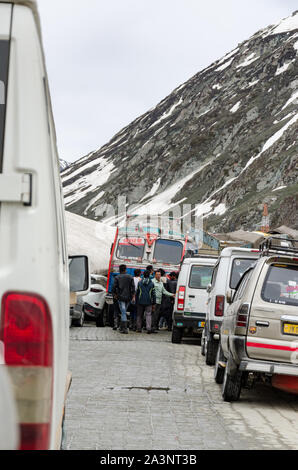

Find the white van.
[
  {"left": 172, "top": 256, "right": 217, "bottom": 343},
  {"left": 0, "top": 364, "right": 19, "bottom": 450},
  {"left": 202, "top": 247, "right": 260, "bottom": 365},
  {"left": 0, "top": 1, "right": 89, "bottom": 450}
]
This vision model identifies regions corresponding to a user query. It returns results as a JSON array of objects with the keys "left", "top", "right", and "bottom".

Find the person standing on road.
[
  {"left": 146, "top": 265, "right": 155, "bottom": 280},
  {"left": 112, "top": 264, "right": 135, "bottom": 334},
  {"left": 152, "top": 270, "right": 175, "bottom": 332},
  {"left": 129, "top": 269, "right": 142, "bottom": 331},
  {"left": 163, "top": 272, "right": 177, "bottom": 331},
  {"left": 136, "top": 270, "right": 156, "bottom": 334}
]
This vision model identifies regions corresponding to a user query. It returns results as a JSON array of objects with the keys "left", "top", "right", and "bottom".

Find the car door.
[
  {"left": 247, "top": 261, "right": 298, "bottom": 364},
  {"left": 184, "top": 263, "right": 214, "bottom": 325}
]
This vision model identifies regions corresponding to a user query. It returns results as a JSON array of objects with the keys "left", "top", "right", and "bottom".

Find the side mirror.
[
  {"left": 206, "top": 283, "right": 212, "bottom": 294},
  {"left": 69, "top": 255, "right": 90, "bottom": 295},
  {"left": 226, "top": 289, "right": 233, "bottom": 304}
]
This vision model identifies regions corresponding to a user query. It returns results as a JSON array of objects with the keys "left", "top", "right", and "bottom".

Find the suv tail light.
[
  {"left": 91, "top": 287, "right": 101, "bottom": 293},
  {"left": 0, "top": 292, "right": 53, "bottom": 450},
  {"left": 215, "top": 295, "right": 225, "bottom": 317},
  {"left": 177, "top": 286, "right": 185, "bottom": 311},
  {"left": 236, "top": 303, "right": 250, "bottom": 328}
]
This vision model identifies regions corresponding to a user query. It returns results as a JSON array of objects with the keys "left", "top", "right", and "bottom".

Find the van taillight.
[
  {"left": 0, "top": 292, "right": 53, "bottom": 450},
  {"left": 236, "top": 303, "right": 250, "bottom": 328},
  {"left": 215, "top": 295, "right": 224, "bottom": 316},
  {"left": 177, "top": 286, "right": 185, "bottom": 311}
]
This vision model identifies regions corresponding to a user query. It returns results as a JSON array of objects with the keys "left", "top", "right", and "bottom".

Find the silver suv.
[{"left": 215, "top": 237, "right": 298, "bottom": 401}]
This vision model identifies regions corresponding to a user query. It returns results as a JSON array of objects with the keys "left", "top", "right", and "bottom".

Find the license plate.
[
  {"left": 283, "top": 323, "right": 298, "bottom": 336},
  {"left": 198, "top": 321, "right": 205, "bottom": 328}
]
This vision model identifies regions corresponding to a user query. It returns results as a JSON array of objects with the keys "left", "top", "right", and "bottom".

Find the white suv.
[
  {"left": 202, "top": 247, "right": 260, "bottom": 365},
  {"left": 172, "top": 256, "right": 217, "bottom": 343}
]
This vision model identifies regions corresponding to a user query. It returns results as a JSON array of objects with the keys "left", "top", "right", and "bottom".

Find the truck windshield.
[
  {"left": 189, "top": 265, "right": 214, "bottom": 289},
  {"left": 230, "top": 258, "right": 256, "bottom": 289},
  {"left": 262, "top": 264, "right": 298, "bottom": 307},
  {"left": 117, "top": 238, "right": 145, "bottom": 260},
  {"left": 153, "top": 239, "right": 183, "bottom": 265},
  {"left": 0, "top": 40, "right": 10, "bottom": 171}
]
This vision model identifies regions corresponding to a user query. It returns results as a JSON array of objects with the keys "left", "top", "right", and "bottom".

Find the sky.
[{"left": 37, "top": 0, "right": 297, "bottom": 163}]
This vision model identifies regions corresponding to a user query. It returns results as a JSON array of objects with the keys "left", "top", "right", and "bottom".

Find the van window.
[
  {"left": 262, "top": 264, "right": 298, "bottom": 307},
  {"left": 211, "top": 264, "right": 219, "bottom": 289},
  {"left": 189, "top": 265, "right": 214, "bottom": 289},
  {"left": 233, "top": 268, "right": 253, "bottom": 302},
  {"left": 230, "top": 258, "right": 256, "bottom": 289},
  {"left": 117, "top": 237, "right": 145, "bottom": 260},
  {"left": 0, "top": 40, "right": 10, "bottom": 171},
  {"left": 153, "top": 239, "right": 183, "bottom": 264}
]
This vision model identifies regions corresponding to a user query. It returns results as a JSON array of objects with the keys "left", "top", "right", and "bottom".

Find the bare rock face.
[{"left": 62, "top": 11, "right": 298, "bottom": 231}]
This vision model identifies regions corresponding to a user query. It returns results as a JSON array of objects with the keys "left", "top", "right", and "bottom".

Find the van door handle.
[
  {"left": 188, "top": 295, "right": 195, "bottom": 298},
  {"left": 256, "top": 321, "right": 270, "bottom": 327}
]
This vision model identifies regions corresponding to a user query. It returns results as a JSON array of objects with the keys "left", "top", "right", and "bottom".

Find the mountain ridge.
[{"left": 62, "top": 11, "right": 298, "bottom": 232}]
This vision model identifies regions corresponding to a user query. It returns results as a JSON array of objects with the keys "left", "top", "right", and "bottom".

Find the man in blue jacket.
[{"left": 136, "top": 270, "right": 156, "bottom": 334}]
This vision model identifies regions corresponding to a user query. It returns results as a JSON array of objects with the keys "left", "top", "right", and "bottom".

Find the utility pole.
[{"left": 261, "top": 203, "right": 270, "bottom": 233}]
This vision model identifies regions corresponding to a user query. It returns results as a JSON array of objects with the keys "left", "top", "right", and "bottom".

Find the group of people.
[{"left": 111, "top": 264, "right": 178, "bottom": 334}]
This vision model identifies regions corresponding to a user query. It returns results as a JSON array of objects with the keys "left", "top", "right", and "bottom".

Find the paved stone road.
[{"left": 64, "top": 324, "right": 298, "bottom": 450}]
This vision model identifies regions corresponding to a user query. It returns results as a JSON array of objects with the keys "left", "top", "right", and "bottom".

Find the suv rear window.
[
  {"left": 0, "top": 40, "right": 10, "bottom": 171},
  {"left": 230, "top": 258, "right": 256, "bottom": 289},
  {"left": 189, "top": 265, "right": 214, "bottom": 289},
  {"left": 262, "top": 264, "right": 298, "bottom": 307}
]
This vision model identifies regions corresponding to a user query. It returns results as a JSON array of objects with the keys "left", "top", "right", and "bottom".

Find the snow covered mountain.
[{"left": 62, "top": 11, "right": 298, "bottom": 232}]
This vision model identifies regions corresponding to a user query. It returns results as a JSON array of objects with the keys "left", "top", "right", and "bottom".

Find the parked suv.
[
  {"left": 202, "top": 247, "right": 260, "bottom": 365},
  {"left": 172, "top": 255, "right": 217, "bottom": 343},
  {"left": 216, "top": 237, "right": 298, "bottom": 402}
]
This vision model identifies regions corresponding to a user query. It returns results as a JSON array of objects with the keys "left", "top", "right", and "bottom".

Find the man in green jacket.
[{"left": 152, "top": 270, "right": 175, "bottom": 332}]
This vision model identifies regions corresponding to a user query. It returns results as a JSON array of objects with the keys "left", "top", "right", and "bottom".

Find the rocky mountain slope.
[
  {"left": 60, "top": 158, "right": 70, "bottom": 172},
  {"left": 62, "top": 11, "right": 298, "bottom": 232}
]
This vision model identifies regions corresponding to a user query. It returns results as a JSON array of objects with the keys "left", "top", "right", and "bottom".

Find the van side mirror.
[
  {"left": 206, "top": 283, "right": 212, "bottom": 294},
  {"left": 69, "top": 255, "right": 90, "bottom": 295},
  {"left": 226, "top": 289, "right": 233, "bottom": 304}
]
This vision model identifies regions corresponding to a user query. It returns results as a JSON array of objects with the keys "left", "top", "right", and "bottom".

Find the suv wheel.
[
  {"left": 214, "top": 344, "right": 225, "bottom": 384},
  {"left": 73, "top": 310, "right": 85, "bottom": 328},
  {"left": 172, "top": 326, "right": 183, "bottom": 344},
  {"left": 206, "top": 334, "right": 218, "bottom": 365},
  {"left": 222, "top": 359, "right": 242, "bottom": 402}
]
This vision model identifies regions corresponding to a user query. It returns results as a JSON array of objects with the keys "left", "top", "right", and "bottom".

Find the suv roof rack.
[{"left": 259, "top": 236, "right": 298, "bottom": 257}]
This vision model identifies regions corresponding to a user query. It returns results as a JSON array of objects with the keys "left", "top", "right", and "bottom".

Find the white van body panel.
[
  {"left": 0, "top": 365, "right": 18, "bottom": 450},
  {"left": 175, "top": 257, "right": 217, "bottom": 315},
  {"left": 207, "top": 248, "right": 260, "bottom": 326},
  {"left": 0, "top": 2, "right": 69, "bottom": 449}
]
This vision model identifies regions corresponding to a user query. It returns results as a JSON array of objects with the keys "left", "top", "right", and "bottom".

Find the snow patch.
[
  {"left": 237, "top": 53, "right": 259, "bottom": 68},
  {"left": 66, "top": 211, "right": 116, "bottom": 274},
  {"left": 275, "top": 61, "right": 294, "bottom": 76},
  {"left": 244, "top": 112, "right": 298, "bottom": 170},
  {"left": 272, "top": 186, "right": 287, "bottom": 192},
  {"left": 149, "top": 97, "right": 183, "bottom": 129},
  {"left": 269, "top": 13, "right": 298, "bottom": 36},
  {"left": 230, "top": 101, "right": 242, "bottom": 113},
  {"left": 281, "top": 90, "right": 298, "bottom": 111},
  {"left": 215, "top": 57, "right": 234, "bottom": 72}
]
